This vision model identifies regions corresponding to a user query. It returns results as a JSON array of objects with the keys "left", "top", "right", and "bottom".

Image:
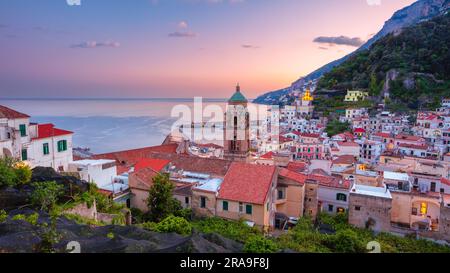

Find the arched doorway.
[{"left": 2, "top": 148, "right": 12, "bottom": 158}]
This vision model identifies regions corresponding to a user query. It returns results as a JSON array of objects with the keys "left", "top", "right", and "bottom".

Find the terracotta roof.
[
  {"left": 398, "top": 143, "right": 429, "bottom": 150},
  {"left": 0, "top": 105, "right": 30, "bottom": 119},
  {"left": 134, "top": 158, "right": 170, "bottom": 172},
  {"left": 218, "top": 162, "right": 276, "bottom": 205},
  {"left": 287, "top": 161, "right": 308, "bottom": 173},
  {"left": 32, "top": 123, "right": 73, "bottom": 140},
  {"left": 261, "top": 151, "right": 275, "bottom": 160},
  {"left": 354, "top": 128, "right": 366, "bottom": 133},
  {"left": 309, "top": 174, "right": 351, "bottom": 190},
  {"left": 147, "top": 152, "right": 232, "bottom": 177},
  {"left": 337, "top": 141, "right": 359, "bottom": 147},
  {"left": 129, "top": 168, "right": 159, "bottom": 191},
  {"left": 91, "top": 144, "right": 178, "bottom": 174},
  {"left": 332, "top": 155, "right": 356, "bottom": 165},
  {"left": 441, "top": 178, "right": 450, "bottom": 187},
  {"left": 300, "top": 133, "right": 320, "bottom": 138},
  {"left": 279, "top": 168, "right": 307, "bottom": 185},
  {"left": 395, "top": 134, "right": 423, "bottom": 142},
  {"left": 374, "top": 132, "right": 391, "bottom": 138}
]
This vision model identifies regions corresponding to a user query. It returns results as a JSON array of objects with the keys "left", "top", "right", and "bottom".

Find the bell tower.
[{"left": 223, "top": 84, "right": 250, "bottom": 162}]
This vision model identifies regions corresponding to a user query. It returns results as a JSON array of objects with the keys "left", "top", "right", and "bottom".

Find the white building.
[
  {"left": 68, "top": 159, "right": 117, "bottom": 188},
  {"left": 0, "top": 105, "right": 74, "bottom": 171}
]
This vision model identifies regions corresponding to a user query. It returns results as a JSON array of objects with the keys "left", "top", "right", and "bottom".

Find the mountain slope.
[
  {"left": 316, "top": 12, "right": 450, "bottom": 113},
  {"left": 254, "top": 0, "right": 450, "bottom": 105}
]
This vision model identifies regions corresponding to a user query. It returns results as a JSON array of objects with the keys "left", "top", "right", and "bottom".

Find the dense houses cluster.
[{"left": 1, "top": 86, "right": 450, "bottom": 241}]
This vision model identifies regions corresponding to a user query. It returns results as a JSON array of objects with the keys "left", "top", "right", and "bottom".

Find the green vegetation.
[
  {"left": 31, "top": 181, "right": 64, "bottom": 211},
  {"left": 192, "top": 217, "right": 262, "bottom": 243},
  {"left": 140, "top": 216, "right": 192, "bottom": 236},
  {"left": 62, "top": 213, "right": 105, "bottom": 226},
  {"left": 0, "top": 157, "right": 32, "bottom": 188},
  {"left": 243, "top": 235, "right": 279, "bottom": 253},
  {"left": 0, "top": 210, "right": 7, "bottom": 223},
  {"left": 107, "top": 232, "right": 115, "bottom": 239},
  {"left": 325, "top": 119, "right": 351, "bottom": 137},
  {"left": 146, "top": 173, "right": 182, "bottom": 222},
  {"left": 318, "top": 13, "right": 450, "bottom": 112},
  {"left": 276, "top": 213, "right": 450, "bottom": 253}
]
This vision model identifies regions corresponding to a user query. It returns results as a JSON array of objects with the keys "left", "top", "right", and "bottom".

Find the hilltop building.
[{"left": 344, "top": 90, "right": 369, "bottom": 102}]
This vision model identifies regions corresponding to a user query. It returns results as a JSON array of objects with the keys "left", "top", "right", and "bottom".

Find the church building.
[{"left": 223, "top": 84, "right": 251, "bottom": 162}]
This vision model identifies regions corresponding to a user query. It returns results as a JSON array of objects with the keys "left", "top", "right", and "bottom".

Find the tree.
[
  {"left": 31, "top": 181, "right": 64, "bottom": 211},
  {"left": 146, "top": 173, "right": 181, "bottom": 222},
  {"left": 0, "top": 157, "right": 17, "bottom": 187},
  {"left": 326, "top": 120, "right": 350, "bottom": 137},
  {"left": 0, "top": 157, "right": 32, "bottom": 187}
]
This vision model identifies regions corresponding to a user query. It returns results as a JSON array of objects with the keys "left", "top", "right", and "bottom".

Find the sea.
[{"left": 0, "top": 98, "right": 263, "bottom": 154}]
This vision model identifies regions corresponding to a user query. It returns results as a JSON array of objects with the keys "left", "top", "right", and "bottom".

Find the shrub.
[
  {"left": 107, "top": 232, "right": 115, "bottom": 239},
  {"left": 153, "top": 215, "right": 192, "bottom": 236},
  {"left": 13, "top": 163, "right": 32, "bottom": 186},
  {"left": 192, "top": 217, "right": 261, "bottom": 243},
  {"left": 0, "top": 210, "right": 7, "bottom": 223},
  {"left": 12, "top": 214, "right": 26, "bottom": 221},
  {"left": 31, "top": 181, "right": 64, "bottom": 211},
  {"left": 243, "top": 235, "right": 279, "bottom": 253},
  {"left": 0, "top": 157, "right": 18, "bottom": 187},
  {"left": 25, "top": 213, "right": 39, "bottom": 225}
]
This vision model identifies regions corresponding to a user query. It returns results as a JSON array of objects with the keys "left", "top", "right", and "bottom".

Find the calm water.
[{"left": 0, "top": 99, "right": 261, "bottom": 154}]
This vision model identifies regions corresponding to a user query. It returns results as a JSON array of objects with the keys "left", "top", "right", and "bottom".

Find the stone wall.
[{"left": 348, "top": 193, "right": 392, "bottom": 232}]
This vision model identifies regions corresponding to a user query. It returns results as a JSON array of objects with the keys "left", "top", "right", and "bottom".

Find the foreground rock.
[{"left": 0, "top": 210, "right": 243, "bottom": 253}]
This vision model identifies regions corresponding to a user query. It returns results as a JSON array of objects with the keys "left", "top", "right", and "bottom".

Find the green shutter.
[
  {"left": 245, "top": 204, "right": 252, "bottom": 215},
  {"left": 57, "top": 140, "right": 67, "bottom": 152},
  {"left": 63, "top": 140, "right": 67, "bottom": 151},
  {"left": 57, "top": 141, "right": 62, "bottom": 152},
  {"left": 223, "top": 201, "right": 229, "bottom": 211},
  {"left": 21, "top": 149, "right": 28, "bottom": 161},
  {"left": 43, "top": 143, "right": 49, "bottom": 155},
  {"left": 19, "top": 124, "right": 26, "bottom": 137}
]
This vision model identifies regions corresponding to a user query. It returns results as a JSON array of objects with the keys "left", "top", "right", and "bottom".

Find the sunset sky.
[{"left": 0, "top": 0, "right": 416, "bottom": 99}]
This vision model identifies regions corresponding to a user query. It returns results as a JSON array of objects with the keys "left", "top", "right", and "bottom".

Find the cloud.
[
  {"left": 177, "top": 21, "right": 188, "bottom": 29},
  {"left": 241, "top": 44, "right": 260, "bottom": 49},
  {"left": 313, "top": 35, "right": 365, "bottom": 47},
  {"left": 318, "top": 46, "right": 328, "bottom": 50},
  {"left": 71, "top": 41, "right": 121, "bottom": 49},
  {"left": 366, "top": 0, "right": 381, "bottom": 6},
  {"left": 168, "top": 31, "right": 198, "bottom": 38}
]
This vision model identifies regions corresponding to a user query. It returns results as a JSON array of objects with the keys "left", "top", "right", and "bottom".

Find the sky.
[{"left": 0, "top": 0, "right": 416, "bottom": 99}]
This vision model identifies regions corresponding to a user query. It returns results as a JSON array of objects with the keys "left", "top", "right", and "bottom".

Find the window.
[
  {"left": 185, "top": 197, "right": 189, "bottom": 205},
  {"left": 328, "top": 205, "right": 334, "bottom": 212},
  {"left": 57, "top": 140, "right": 67, "bottom": 152},
  {"left": 21, "top": 149, "right": 28, "bottom": 161},
  {"left": 355, "top": 206, "right": 361, "bottom": 211},
  {"left": 223, "top": 201, "right": 229, "bottom": 211},
  {"left": 245, "top": 204, "right": 252, "bottom": 215},
  {"left": 43, "top": 143, "right": 50, "bottom": 155},
  {"left": 200, "top": 196, "right": 206, "bottom": 208},
  {"left": 337, "top": 207, "right": 345, "bottom": 214},
  {"left": 278, "top": 190, "right": 284, "bottom": 200},
  {"left": 412, "top": 207, "right": 418, "bottom": 216},
  {"left": 430, "top": 182, "right": 436, "bottom": 192},
  {"left": 420, "top": 202, "right": 427, "bottom": 215},
  {"left": 19, "top": 124, "right": 27, "bottom": 137},
  {"left": 239, "top": 202, "right": 243, "bottom": 213},
  {"left": 336, "top": 193, "right": 347, "bottom": 202}
]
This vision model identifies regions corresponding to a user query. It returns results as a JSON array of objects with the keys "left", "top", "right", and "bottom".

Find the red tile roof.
[
  {"left": 134, "top": 158, "right": 170, "bottom": 172},
  {"left": 0, "top": 105, "right": 30, "bottom": 119},
  {"left": 129, "top": 168, "right": 159, "bottom": 191},
  {"left": 398, "top": 143, "right": 428, "bottom": 150},
  {"left": 287, "top": 161, "right": 308, "bottom": 173},
  {"left": 218, "top": 162, "right": 276, "bottom": 205},
  {"left": 32, "top": 123, "right": 73, "bottom": 140},
  {"left": 91, "top": 144, "right": 178, "bottom": 173},
  {"left": 332, "top": 155, "right": 356, "bottom": 165},
  {"left": 354, "top": 128, "right": 366, "bottom": 133},
  {"left": 337, "top": 141, "right": 359, "bottom": 147},
  {"left": 441, "top": 178, "right": 450, "bottom": 187},
  {"left": 300, "top": 133, "right": 320, "bottom": 138},
  {"left": 279, "top": 168, "right": 307, "bottom": 185},
  {"left": 395, "top": 134, "right": 423, "bottom": 142},
  {"left": 260, "top": 151, "right": 275, "bottom": 159},
  {"left": 374, "top": 132, "right": 391, "bottom": 138},
  {"left": 309, "top": 174, "right": 351, "bottom": 190}
]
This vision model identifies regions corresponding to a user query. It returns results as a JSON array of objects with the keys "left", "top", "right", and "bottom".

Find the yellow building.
[{"left": 344, "top": 90, "right": 369, "bottom": 102}]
